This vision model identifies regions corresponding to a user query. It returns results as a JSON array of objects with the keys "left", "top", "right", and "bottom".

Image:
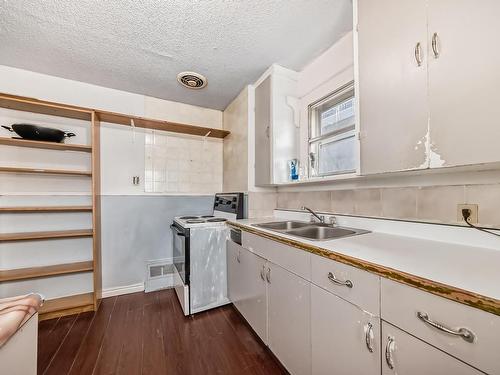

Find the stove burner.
[
  {"left": 207, "top": 218, "right": 227, "bottom": 222},
  {"left": 186, "top": 219, "right": 205, "bottom": 223},
  {"left": 180, "top": 216, "right": 199, "bottom": 220},
  {"left": 201, "top": 215, "right": 214, "bottom": 218}
]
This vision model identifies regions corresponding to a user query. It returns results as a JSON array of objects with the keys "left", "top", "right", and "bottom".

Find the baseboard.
[{"left": 101, "top": 283, "right": 144, "bottom": 298}]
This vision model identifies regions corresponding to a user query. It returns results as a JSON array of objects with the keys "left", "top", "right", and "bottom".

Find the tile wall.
[
  {"left": 275, "top": 184, "right": 500, "bottom": 228},
  {"left": 248, "top": 192, "right": 278, "bottom": 219},
  {"left": 223, "top": 88, "right": 249, "bottom": 192},
  {"left": 145, "top": 130, "right": 223, "bottom": 194}
]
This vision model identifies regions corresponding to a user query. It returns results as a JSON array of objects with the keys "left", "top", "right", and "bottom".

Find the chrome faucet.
[{"left": 301, "top": 206, "right": 325, "bottom": 223}]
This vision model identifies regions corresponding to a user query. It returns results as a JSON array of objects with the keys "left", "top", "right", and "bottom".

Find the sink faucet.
[{"left": 301, "top": 206, "right": 325, "bottom": 223}]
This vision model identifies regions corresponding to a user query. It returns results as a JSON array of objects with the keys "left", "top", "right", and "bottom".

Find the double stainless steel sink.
[{"left": 252, "top": 220, "right": 369, "bottom": 241}]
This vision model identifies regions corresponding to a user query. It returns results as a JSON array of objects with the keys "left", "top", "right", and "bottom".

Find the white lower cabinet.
[
  {"left": 230, "top": 232, "right": 493, "bottom": 375},
  {"left": 382, "top": 322, "right": 483, "bottom": 375},
  {"left": 311, "top": 284, "right": 380, "bottom": 375},
  {"left": 227, "top": 240, "right": 267, "bottom": 343},
  {"left": 267, "top": 262, "right": 311, "bottom": 375}
]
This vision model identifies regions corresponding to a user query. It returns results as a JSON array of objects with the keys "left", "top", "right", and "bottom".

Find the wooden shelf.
[
  {"left": 0, "top": 137, "right": 92, "bottom": 152},
  {"left": 39, "top": 292, "right": 95, "bottom": 321},
  {"left": 0, "top": 166, "right": 92, "bottom": 176},
  {"left": 0, "top": 94, "right": 92, "bottom": 121},
  {"left": 0, "top": 261, "right": 93, "bottom": 282},
  {"left": 0, "top": 229, "right": 93, "bottom": 242},
  {"left": 0, "top": 206, "right": 92, "bottom": 213},
  {"left": 0, "top": 92, "right": 230, "bottom": 139},
  {"left": 97, "top": 110, "right": 230, "bottom": 139}
]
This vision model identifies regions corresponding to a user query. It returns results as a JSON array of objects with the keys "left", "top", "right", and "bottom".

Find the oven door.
[{"left": 171, "top": 223, "right": 189, "bottom": 285}]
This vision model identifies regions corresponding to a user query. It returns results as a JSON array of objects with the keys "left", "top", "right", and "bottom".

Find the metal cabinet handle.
[
  {"left": 327, "top": 272, "right": 353, "bottom": 288},
  {"left": 266, "top": 267, "right": 271, "bottom": 283},
  {"left": 265, "top": 125, "right": 270, "bottom": 138},
  {"left": 431, "top": 32, "right": 440, "bottom": 58},
  {"left": 260, "top": 265, "right": 266, "bottom": 281},
  {"left": 385, "top": 336, "right": 395, "bottom": 370},
  {"left": 365, "top": 322, "right": 374, "bottom": 353},
  {"left": 417, "top": 312, "right": 475, "bottom": 343},
  {"left": 414, "top": 42, "right": 423, "bottom": 66},
  {"left": 236, "top": 250, "right": 241, "bottom": 263}
]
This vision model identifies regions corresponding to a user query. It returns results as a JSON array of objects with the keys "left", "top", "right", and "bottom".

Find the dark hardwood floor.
[{"left": 37, "top": 289, "right": 285, "bottom": 375}]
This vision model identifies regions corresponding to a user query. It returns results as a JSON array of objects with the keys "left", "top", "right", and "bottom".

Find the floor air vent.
[{"left": 145, "top": 261, "right": 175, "bottom": 293}]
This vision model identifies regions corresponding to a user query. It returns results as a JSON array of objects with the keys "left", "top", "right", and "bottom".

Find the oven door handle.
[{"left": 170, "top": 224, "right": 186, "bottom": 237}]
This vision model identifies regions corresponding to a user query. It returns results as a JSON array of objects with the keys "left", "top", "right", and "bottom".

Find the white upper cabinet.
[
  {"left": 427, "top": 0, "right": 500, "bottom": 167},
  {"left": 356, "top": 0, "right": 429, "bottom": 174},
  {"left": 356, "top": 0, "right": 500, "bottom": 174},
  {"left": 254, "top": 65, "right": 298, "bottom": 185}
]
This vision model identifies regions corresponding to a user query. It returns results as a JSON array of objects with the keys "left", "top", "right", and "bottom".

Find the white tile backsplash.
[{"left": 145, "top": 130, "right": 223, "bottom": 194}]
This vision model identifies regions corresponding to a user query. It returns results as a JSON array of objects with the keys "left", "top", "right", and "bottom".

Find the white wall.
[{"left": 223, "top": 87, "right": 249, "bottom": 192}]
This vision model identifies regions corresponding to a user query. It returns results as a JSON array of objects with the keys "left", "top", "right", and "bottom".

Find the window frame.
[{"left": 308, "top": 81, "right": 356, "bottom": 177}]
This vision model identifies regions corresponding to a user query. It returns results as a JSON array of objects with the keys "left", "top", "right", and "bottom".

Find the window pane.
[
  {"left": 318, "top": 135, "right": 356, "bottom": 174},
  {"left": 318, "top": 96, "right": 355, "bottom": 136}
]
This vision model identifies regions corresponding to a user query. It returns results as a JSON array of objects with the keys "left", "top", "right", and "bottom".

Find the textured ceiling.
[{"left": 0, "top": 0, "right": 352, "bottom": 110}]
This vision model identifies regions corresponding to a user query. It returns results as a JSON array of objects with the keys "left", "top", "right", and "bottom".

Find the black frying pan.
[{"left": 1, "top": 124, "right": 76, "bottom": 143}]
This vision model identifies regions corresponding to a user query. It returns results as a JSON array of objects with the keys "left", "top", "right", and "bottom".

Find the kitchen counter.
[{"left": 228, "top": 217, "right": 500, "bottom": 316}]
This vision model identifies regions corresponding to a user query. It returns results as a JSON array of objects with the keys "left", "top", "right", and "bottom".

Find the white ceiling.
[{"left": 0, "top": 1, "right": 352, "bottom": 110}]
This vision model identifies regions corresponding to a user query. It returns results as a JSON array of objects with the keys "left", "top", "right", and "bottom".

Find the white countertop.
[{"left": 232, "top": 215, "right": 500, "bottom": 302}]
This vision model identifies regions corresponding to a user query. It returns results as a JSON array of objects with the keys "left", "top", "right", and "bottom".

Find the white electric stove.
[{"left": 171, "top": 193, "right": 244, "bottom": 315}]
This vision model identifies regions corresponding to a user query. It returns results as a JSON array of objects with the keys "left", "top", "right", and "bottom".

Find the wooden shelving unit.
[
  {"left": 0, "top": 94, "right": 102, "bottom": 319},
  {"left": 0, "top": 205, "right": 92, "bottom": 213},
  {"left": 0, "top": 229, "right": 93, "bottom": 242},
  {"left": 0, "top": 137, "right": 92, "bottom": 152},
  {"left": 0, "top": 261, "right": 93, "bottom": 282},
  {"left": 0, "top": 166, "right": 92, "bottom": 176}
]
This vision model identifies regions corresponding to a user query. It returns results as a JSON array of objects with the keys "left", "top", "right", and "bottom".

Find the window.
[{"left": 308, "top": 82, "right": 356, "bottom": 177}]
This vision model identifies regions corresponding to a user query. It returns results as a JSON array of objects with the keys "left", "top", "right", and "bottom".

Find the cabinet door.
[
  {"left": 254, "top": 76, "right": 272, "bottom": 186},
  {"left": 311, "top": 285, "right": 380, "bottom": 375},
  {"left": 267, "top": 263, "right": 311, "bottom": 375},
  {"left": 238, "top": 248, "right": 268, "bottom": 343},
  {"left": 427, "top": 0, "right": 500, "bottom": 167},
  {"left": 227, "top": 240, "right": 242, "bottom": 307},
  {"left": 227, "top": 241, "right": 268, "bottom": 343},
  {"left": 356, "top": 0, "right": 429, "bottom": 174},
  {"left": 382, "top": 322, "right": 482, "bottom": 375}
]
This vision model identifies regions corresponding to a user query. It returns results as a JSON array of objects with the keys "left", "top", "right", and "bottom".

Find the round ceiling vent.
[{"left": 177, "top": 71, "right": 207, "bottom": 89}]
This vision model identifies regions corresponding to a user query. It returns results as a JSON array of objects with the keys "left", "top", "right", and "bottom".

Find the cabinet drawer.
[
  {"left": 382, "top": 322, "right": 482, "bottom": 375},
  {"left": 241, "top": 231, "right": 310, "bottom": 280},
  {"left": 311, "top": 253, "right": 380, "bottom": 314},
  {"left": 381, "top": 278, "right": 500, "bottom": 375}
]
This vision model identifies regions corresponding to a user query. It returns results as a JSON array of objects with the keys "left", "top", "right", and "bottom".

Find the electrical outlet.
[{"left": 457, "top": 204, "right": 478, "bottom": 224}]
